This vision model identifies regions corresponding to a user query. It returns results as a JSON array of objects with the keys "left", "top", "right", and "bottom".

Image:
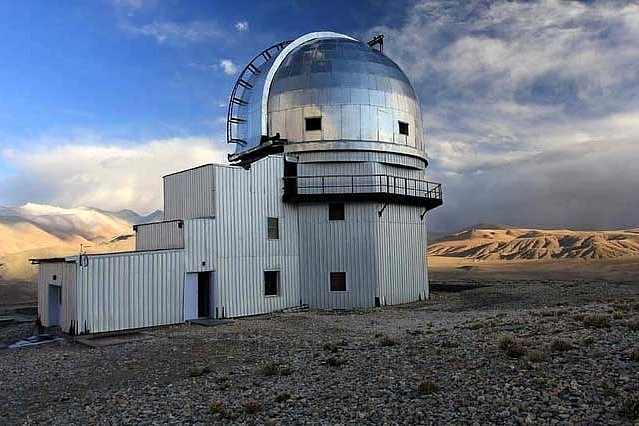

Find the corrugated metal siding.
[
  {"left": 376, "top": 204, "right": 428, "bottom": 305},
  {"left": 184, "top": 218, "right": 216, "bottom": 272},
  {"left": 37, "top": 261, "right": 76, "bottom": 329},
  {"left": 294, "top": 151, "right": 425, "bottom": 170},
  {"left": 213, "top": 156, "right": 300, "bottom": 317},
  {"left": 164, "top": 165, "right": 215, "bottom": 220},
  {"left": 298, "top": 203, "right": 378, "bottom": 309},
  {"left": 135, "top": 220, "right": 184, "bottom": 250},
  {"left": 74, "top": 250, "right": 184, "bottom": 334}
]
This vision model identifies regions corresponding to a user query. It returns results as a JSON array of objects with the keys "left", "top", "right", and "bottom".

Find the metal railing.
[{"left": 283, "top": 174, "right": 442, "bottom": 201}]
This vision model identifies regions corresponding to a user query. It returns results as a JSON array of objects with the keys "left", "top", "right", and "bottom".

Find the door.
[
  {"left": 48, "top": 285, "right": 61, "bottom": 327},
  {"left": 197, "top": 272, "right": 210, "bottom": 318},
  {"left": 184, "top": 273, "right": 198, "bottom": 321}
]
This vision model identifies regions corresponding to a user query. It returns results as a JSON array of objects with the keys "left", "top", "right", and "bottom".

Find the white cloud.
[
  {"left": 122, "top": 21, "right": 225, "bottom": 44},
  {"left": 1, "top": 137, "right": 229, "bottom": 215},
  {"left": 220, "top": 59, "right": 238, "bottom": 75},
  {"left": 234, "top": 20, "right": 249, "bottom": 32},
  {"left": 367, "top": 0, "right": 639, "bottom": 230}
]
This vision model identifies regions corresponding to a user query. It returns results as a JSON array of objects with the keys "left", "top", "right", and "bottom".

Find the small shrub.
[
  {"left": 323, "top": 342, "right": 339, "bottom": 353},
  {"left": 527, "top": 351, "right": 546, "bottom": 363},
  {"left": 440, "top": 339, "right": 459, "bottom": 348},
  {"left": 417, "top": 380, "right": 439, "bottom": 395},
  {"left": 243, "top": 400, "right": 261, "bottom": 415},
  {"left": 258, "top": 361, "right": 279, "bottom": 376},
  {"left": 620, "top": 395, "right": 639, "bottom": 420},
  {"left": 189, "top": 366, "right": 211, "bottom": 377},
  {"left": 278, "top": 366, "right": 292, "bottom": 376},
  {"left": 627, "top": 321, "right": 639, "bottom": 332},
  {"left": 326, "top": 356, "right": 346, "bottom": 367},
  {"left": 550, "top": 339, "right": 574, "bottom": 352},
  {"left": 275, "top": 392, "right": 291, "bottom": 403},
  {"left": 499, "top": 336, "right": 527, "bottom": 358},
  {"left": 582, "top": 336, "right": 595, "bottom": 346},
  {"left": 210, "top": 400, "right": 228, "bottom": 417},
  {"left": 572, "top": 313, "right": 586, "bottom": 321},
  {"left": 630, "top": 348, "right": 639, "bottom": 362},
  {"left": 379, "top": 335, "right": 397, "bottom": 347},
  {"left": 613, "top": 311, "right": 624, "bottom": 320},
  {"left": 583, "top": 314, "right": 611, "bottom": 328}
]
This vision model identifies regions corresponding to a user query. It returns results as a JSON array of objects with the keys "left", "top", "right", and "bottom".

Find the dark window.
[
  {"left": 305, "top": 117, "right": 322, "bottom": 131},
  {"left": 329, "top": 203, "right": 345, "bottom": 221},
  {"left": 330, "top": 272, "right": 346, "bottom": 292},
  {"left": 398, "top": 121, "right": 409, "bottom": 136},
  {"left": 267, "top": 217, "right": 279, "bottom": 240},
  {"left": 264, "top": 271, "right": 280, "bottom": 296}
]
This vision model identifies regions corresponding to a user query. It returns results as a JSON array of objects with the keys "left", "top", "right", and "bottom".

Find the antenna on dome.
[{"left": 367, "top": 34, "right": 384, "bottom": 53}]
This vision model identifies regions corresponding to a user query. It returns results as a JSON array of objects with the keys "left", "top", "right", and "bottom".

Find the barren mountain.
[
  {"left": 0, "top": 204, "right": 152, "bottom": 281},
  {"left": 428, "top": 225, "right": 639, "bottom": 261}
]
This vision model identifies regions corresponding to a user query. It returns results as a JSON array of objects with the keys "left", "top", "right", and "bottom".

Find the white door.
[
  {"left": 184, "top": 273, "right": 198, "bottom": 321},
  {"left": 48, "top": 285, "right": 61, "bottom": 326}
]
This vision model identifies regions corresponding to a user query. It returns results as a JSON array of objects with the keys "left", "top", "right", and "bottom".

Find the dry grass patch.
[
  {"left": 209, "top": 400, "right": 228, "bottom": 417},
  {"left": 243, "top": 400, "right": 261, "bottom": 415},
  {"left": 379, "top": 335, "right": 397, "bottom": 347},
  {"left": 550, "top": 339, "right": 574, "bottom": 352},
  {"left": 499, "top": 336, "right": 527, "bottom": 358},
  {"left": 258, "top": 360, "right": 291, "bottom": 376},
  {"left": 621, "top": 395, "right": 639, "bottom": 421},
  {"left": 527, "top": 350, "right": 546, "bottom": 363},
  {"left": 583, "top": 314, "right": 611, "bottom": 328},
  {"left": 417, "top": 380, "right": 439, "bottom": 395}
]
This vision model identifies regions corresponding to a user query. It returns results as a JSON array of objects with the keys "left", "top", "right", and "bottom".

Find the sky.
[{"left": 0, "top": 0, "right": 637, "bottom": 232}]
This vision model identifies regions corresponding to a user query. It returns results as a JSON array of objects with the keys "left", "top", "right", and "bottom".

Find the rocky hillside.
[
  {"left": 0, "top": 204, "right": 161, "bottom": 281},
  {"left": 428, "top": 225, "right": 639, "bottom": 261}
]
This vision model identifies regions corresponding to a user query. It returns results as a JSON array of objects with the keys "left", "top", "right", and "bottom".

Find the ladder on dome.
[{"left": 226, "top": 40, "right": 292, "bottom": 147}]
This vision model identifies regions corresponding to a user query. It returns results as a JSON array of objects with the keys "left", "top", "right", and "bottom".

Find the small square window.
[
  {"left": 267, "top": 217, "right": 279, "bottom": 240},
  {"left": 305, "top": 117, "right": 322, "bottom": 131},
  {"left": 330, "top": 272, "right": 346, "bottom": 292},
  {"left": 328, "top": 203, "right": 345, "bottom": 221},
  {"left": 398, "top": 121, "right": 409, "bottom": 136},
  {"left": 264, "top": 271, "right": 280, "bottom": 296}
]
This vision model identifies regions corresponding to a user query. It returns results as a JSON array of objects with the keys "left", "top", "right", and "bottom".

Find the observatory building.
[{"left": 34, "top": 32, "right": 442, "bottom": 334}]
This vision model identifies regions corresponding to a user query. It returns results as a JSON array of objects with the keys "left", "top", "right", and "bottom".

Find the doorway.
[
  {"left": 48, "top": 285, "right": 61, "bottom": 327},
  {"left": 197, "top": 272, "right": 210, "bottom": 318},
  {"left": 184, "top": 271, "right": 215, "bottom": 321}
]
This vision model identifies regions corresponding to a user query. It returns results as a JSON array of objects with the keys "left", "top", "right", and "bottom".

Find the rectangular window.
[
  {"left": 267, "top": 217, "right": 279, "bottom": 240},
  {"left": 330, "top": 272, "right": 346, "bottom": 292},
  {"left": 398, "top": 121, "right": 409, "bottom": 136},
  {"left": 328, "top": 203, "right": 345, "bottom": 221},
  {"left": 264, "top": 271, "right": 280, "bottom": 296},
  {"left": 305, "top": 117, "right": 322, "bottom": 131}
]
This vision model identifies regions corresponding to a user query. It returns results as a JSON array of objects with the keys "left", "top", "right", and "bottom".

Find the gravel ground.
[{"left": 1, "top": 279, "right": 638, "bottom": 425}]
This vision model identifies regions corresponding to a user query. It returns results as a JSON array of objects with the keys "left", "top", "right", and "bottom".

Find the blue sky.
[{"left": 0, "top": 1, "right": 638, "bottom": 231}]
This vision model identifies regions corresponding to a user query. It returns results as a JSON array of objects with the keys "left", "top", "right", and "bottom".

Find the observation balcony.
[{"left": 282, "top": 174, "right": 443, "bottom": 210}]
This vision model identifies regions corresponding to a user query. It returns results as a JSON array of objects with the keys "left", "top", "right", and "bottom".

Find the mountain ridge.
[{"left": 429, "top": 224, "right": 639, "bottom": 261}]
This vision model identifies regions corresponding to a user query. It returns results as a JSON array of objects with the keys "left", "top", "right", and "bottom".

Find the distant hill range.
[
  {"left": 429, "top": 224, "right": 639, "bottom": 261},
  {"left": 0, "top": 203, "right": 162, "bottom": 281}
]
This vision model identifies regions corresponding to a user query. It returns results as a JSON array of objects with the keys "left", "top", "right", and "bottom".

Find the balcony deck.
[{"left": 282, "top": 174, "right": 443, "bottom": 210}]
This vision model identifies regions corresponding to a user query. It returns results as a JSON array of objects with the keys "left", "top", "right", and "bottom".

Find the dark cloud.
[{"left": 369, "top": 0, "right": 639, "bottom": 231}]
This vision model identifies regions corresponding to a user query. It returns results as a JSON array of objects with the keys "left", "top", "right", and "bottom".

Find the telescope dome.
[{"left": 228, "top": 32, "right": 425, "bottom": 164}]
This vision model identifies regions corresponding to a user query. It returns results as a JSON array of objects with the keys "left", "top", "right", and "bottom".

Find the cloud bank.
[
  {"left": 1, "top": 138, "right": 228, "bottom": 215},
  {"left": 369, "top": 0, "right": 639, "bottom": 231}
]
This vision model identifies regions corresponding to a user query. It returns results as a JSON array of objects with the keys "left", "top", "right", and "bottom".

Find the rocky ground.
[{"left": 1, "top": 279, "right": 638, "bottom": 425}]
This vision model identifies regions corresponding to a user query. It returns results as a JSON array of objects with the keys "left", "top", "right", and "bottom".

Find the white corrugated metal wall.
[
  {"left": 376, "top": 204, "right": 428, "bottom": 305},
  {"left": 74, "top": 250, "right": 184, "bottom": 334},
  {"left": 135, "top": 220, "right": 184, "bottom": 250},
  {"left": 213, "top": 157, "right": 301, "bottom": 317},
  {"left": 298, "top": 203, "right": 378, "bottom": 309},
  {"left": 37, "top": 261, "right": 77, "bottom": 329},
  {"left": 164, "top": 164, "right": 215, "bottom": 220},
  {"left": 184, "top": 218, "right": 216, "bottom": 272}
]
